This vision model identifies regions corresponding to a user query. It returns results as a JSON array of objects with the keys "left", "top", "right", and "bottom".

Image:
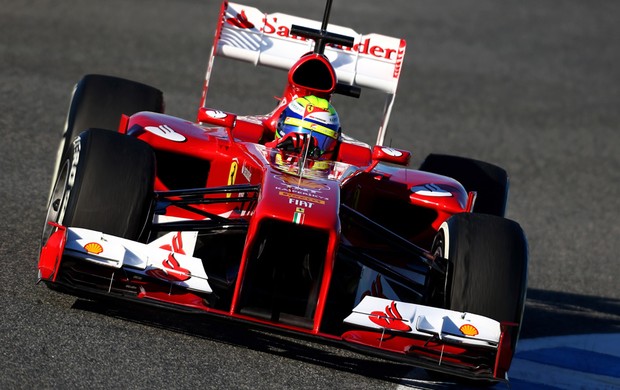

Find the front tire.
[
  {"left": 42, "top": 129, "right": 156, "bottom": 245},
  {"left": 434, "top": 213, "right": 528, "bottom": 351}
]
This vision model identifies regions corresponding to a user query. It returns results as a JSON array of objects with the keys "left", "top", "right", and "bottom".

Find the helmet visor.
[{"left": 278, "top": 123, "right": 338, "bottom": 157}]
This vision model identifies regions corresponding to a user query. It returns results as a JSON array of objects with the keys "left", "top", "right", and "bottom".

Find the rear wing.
[{"left": 202, "top": 1, "right": 407, "bottom": 146}]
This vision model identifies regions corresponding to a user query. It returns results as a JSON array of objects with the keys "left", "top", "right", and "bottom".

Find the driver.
[{"left": 269, "top": 96, "right": 340, "bottom": 160}]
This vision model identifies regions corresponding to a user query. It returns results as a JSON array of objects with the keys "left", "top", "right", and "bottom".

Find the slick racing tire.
[
  {"left": 433, "top": 213, "right": 528, "bottom": 352},
  {"left": 419, "top": 154, "right": 508, "bottom": 217},
  {"left": 62, "top": 74, "right": 164, "bottom": 150},
  {"left": 42, "top": 129, "right": 155, "bottom": 245},
  {"left": 49, "top": 74, "right": 163, "bottom": 199}
]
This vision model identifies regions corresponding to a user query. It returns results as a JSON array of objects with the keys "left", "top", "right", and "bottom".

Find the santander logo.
[
  {"left": 144, "top": 125, "right": 186, "bottom": 142},
  {"left": 146, "top": 232, "right": 192, "bottom": 283},
  {"left": 225, "top": 10, "right": 254, "bottom": 29},
  {"left": 361, "top": 274, "right": 388, "bottom": 299},
  {"left": 225, "top": 9, "right": 404, "bottom": 65},
  {"left": 369, "top": 301, "right": 412, "bottom": 332}
]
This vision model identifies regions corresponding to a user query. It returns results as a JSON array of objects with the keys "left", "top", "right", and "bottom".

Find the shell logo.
[
  {"left": 459, "top": 324, "right": 479, "bottom": 337},
  {"left": 83, "top": 242, "right": 103, "bottom": 255}
]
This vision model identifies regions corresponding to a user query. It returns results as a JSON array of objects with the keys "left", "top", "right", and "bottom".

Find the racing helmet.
[{"left": 276, "top": 95, "right": 340, "bottom": 159}]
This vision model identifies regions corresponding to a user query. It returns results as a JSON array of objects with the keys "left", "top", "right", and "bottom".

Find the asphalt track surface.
[{"left": 1, "top": 0, "right": 619, "bottom": 388}]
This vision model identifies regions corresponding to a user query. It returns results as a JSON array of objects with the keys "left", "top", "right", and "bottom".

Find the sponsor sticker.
[
  {"left": 241, "top": 161, "right": 252, "bottom": 182},
  {"left": 144, "top": 125, "right": 186, "bottom": 142},
  {"left": 206, "top": 110, "right": 227, "bottom": 119},
  {"left": 225, "top": 7, "right": 401, "bottom": 62},
  {"left": 368, "top": 301, "right": 412, "bottom": 332},
  {"left": 459, "top": 324, "right": 479, "bottom": 337},
  {"left": 277, "top": 174, "right": 330, "bottom": 191},
  {"left": 228, "top": 161, "right": 238, "bottom": 185},
  {"left": 227, "top": 161, "right": 238, "bottom": 198},
  {"left": 278, "top": 191, "right": 325, "bottom": 205},
  {"left": 83, "top": 242, "right": 103, "bottom": 255},
  {"left": 381, "top": 147, "right": 403, "bottom": 157},
  {"left": 293, "top": 207, "right": 305, "bottom": 225},
  {"left": 411, "top": 184, "right": 452, "bottom": 197}
]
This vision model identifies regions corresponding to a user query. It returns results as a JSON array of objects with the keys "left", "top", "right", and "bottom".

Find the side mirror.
[
  {"left": 371, "top": 145, "right": 411, "bottom": 166},
  {"left": 197, "top": 107, "right": 236, "bottom": 128}
]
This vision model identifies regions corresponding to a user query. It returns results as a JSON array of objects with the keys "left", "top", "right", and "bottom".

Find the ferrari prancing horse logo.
[{"left": 227, "top": 161, "right": 238, "bottom": 198}]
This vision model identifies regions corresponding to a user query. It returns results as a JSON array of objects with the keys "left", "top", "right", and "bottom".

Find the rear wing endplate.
[{"left": 202, "top": 1, "right": 407, "bottom": 146}]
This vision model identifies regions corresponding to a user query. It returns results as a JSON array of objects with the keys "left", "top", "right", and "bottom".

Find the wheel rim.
[
  {"left": 429, "top": 229, "right": 451, "bottom": 308},
  {"left": 41, "top": 161, "right": 70, "bottom": 245}
]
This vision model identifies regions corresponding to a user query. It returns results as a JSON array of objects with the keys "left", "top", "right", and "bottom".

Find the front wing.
[{"left": 39, "top": 224, "right": 513, "bottom": 382}]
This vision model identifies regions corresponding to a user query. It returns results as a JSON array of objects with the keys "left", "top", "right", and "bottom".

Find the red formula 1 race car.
[{"left": 38, "top": 1, "right": 527, "bottom": 384}]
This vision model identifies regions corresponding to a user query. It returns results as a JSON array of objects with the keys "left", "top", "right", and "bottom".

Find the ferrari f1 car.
[{"left": 39, "top": 1, "right": 528, "bottom": 384}]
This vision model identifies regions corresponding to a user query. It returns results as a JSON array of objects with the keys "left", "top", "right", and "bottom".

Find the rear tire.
[
  {"left": 63, "top": 74, "right": 164, "bottom": 146},
  {"left": 434, "top": 213, "right": 528, "bottom": 349},
  {"left": 49, "top": 74, "right": 163, "bottom": 199},
  {"left": 42, "top": 129, "right": 156, "bottom": 245},
  {"left": 419, "top": 154, "right": 508, "bottom": 216}
]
